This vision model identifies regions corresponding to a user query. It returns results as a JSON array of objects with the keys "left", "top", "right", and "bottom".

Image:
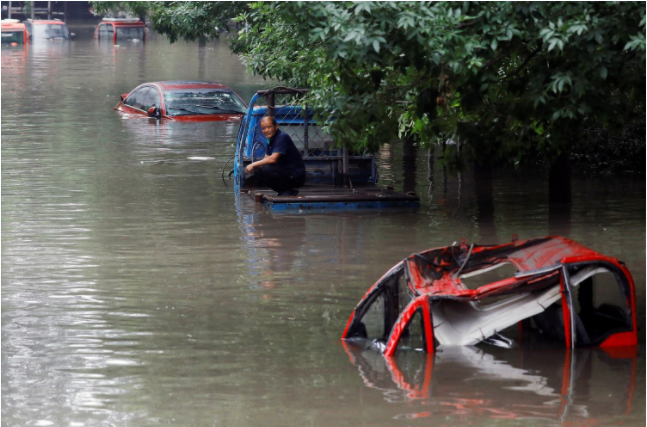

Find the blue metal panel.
[{"left": 267, "top": 200, "right": 421, "bottom": 212}]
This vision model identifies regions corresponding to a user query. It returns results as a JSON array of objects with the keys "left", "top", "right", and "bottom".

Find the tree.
[{"left": 93, "top": 1, "right": 646, "bottom": 176}]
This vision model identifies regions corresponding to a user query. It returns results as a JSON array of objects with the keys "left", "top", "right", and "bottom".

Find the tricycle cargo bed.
[{"left": 244, "top": 186, "right": 420, "bottom": 211}]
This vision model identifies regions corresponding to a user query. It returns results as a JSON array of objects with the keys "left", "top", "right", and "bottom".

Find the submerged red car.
[
  {"left": 114, "top": 81, "right": 247, "bottom": 121},
  {"left": 94, "top": 18, "right": 145, "bottom": 43},
  {"left": 23, "top": 19, "right": 75, "bottom": 40},
  {"left": 342, "top": 236, "right": 637, "bottom": 356}
]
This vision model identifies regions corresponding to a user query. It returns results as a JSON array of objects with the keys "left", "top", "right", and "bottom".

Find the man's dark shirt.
[{"left": 267, "top": 129, "right": 305, "bottom": 174}]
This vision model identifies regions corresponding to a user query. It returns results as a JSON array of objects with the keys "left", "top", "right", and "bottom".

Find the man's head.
[{"left": 260, "top": 116, "right": 278, "bottom": 139}]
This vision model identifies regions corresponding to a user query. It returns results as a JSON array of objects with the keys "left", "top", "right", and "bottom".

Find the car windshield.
[
  {"left": 116, "top": 27, "right": 144, "bottom": 40},
  {"left": 163, "top": 89, "right": 246, "bottom": 116},
  {"left": 1, "top": 30, "right": 24, "bottom": 44},
  {"left": 32, "top": 24, "right": 70, "bottom": 39}
]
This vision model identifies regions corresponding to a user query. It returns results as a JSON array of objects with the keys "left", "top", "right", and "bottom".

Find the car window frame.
[
  {"left": 124, "top": 86, "right": 151, "bottom": 112},
  {"left": 98, "top": 23, "right": 107, "bottom": 38}
]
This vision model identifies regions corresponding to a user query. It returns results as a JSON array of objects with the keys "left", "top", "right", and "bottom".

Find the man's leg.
[
  {"left": 256, "top": 164, "right": 292, "bottom": 194},
  {"left": 289, "top": 171, "right": 306, "bottom": 191}
]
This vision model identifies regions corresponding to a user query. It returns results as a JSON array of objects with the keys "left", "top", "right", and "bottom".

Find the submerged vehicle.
[
  {"left": 233, "top": 87, "right": 420, "bottom": 211},
  {"left": 23, "top": 19, "right": 74, "bottom": 40},
  {"left": 94, "top": 18, "right": 145, "bottom": 43},
  {"left": 1, "top": 19, "right": 28, "bottom": 44},
  {"left": 342, "top": 236, "right": 637, "bottom": 356},
  {"left": 115, "top": 81, "right": 247, "bottom": 121}
]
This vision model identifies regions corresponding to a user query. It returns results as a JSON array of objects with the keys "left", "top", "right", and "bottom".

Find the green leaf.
[
  {"left": 533, "top": 94, "right": 546, "bottom": 108},
  {"left": 548, "top": 39, "right": 557, "bottom": 51},
  {"left": 491, "top": 38, "right": 498, "bottom": 51},
  {"left": 343, "top": 31, "right": 356, "bottom": 42}
]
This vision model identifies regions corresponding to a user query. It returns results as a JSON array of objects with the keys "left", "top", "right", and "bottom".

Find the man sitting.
[{"left": 245, "top": 116, "right": 306, "bottom": 196}]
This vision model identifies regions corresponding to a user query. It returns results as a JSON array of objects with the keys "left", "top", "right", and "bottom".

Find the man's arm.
[{"left": 246, "top": 152, "right": 281, "bottom": 173}]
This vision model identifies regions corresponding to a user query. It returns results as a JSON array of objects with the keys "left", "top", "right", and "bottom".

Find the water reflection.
[
  {"left": 344, "top": 343, "right": 638, "bottom": 423},
  {"left": 236, "top": 195, "right": 389, "bottom": 286},
  {"left": 238, "top": 201, "right": 307, "bottom": 291}
]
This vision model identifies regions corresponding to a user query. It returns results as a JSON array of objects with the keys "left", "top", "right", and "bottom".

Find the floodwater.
[{"left": 2, "top": 23, "right": 645, "bottom": 427}]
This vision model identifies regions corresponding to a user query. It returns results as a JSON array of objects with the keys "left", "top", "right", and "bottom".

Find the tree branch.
[{"left": 501, "top": 46, "right": 542, "bottom": 80}]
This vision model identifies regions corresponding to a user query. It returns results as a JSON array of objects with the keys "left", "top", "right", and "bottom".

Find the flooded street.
[{"left": 2, "top": 24, "right": 645, "bottom": 427}]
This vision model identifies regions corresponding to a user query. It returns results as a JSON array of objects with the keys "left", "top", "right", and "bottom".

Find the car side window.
[
  {"left": 124, "top": 87, "right": 150, "bottom": 110},
  {"left": 98, "top": 24, "right": 107, "bottom": 38},
  {"left": 140, "top": 87, "right": 160, "bottom": 112}
]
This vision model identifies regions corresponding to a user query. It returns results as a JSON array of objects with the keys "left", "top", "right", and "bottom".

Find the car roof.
[
  {"left": 406, "top": 236, "right": 607, "bottom": 297},
  {"left": 100, "top": 18, "right": 144, "bottom": 26},
  {"left": 1, "top": 20, "right": 26, "bottom": 30},
  {"left": 154, "top": 81, "right": 231, "bottom": 91},
  {"left": 26, "top": 19, "right": 67, "bottom": 25}
]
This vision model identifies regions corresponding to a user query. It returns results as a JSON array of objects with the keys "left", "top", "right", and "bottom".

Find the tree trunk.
[{"left": 548, "top": 150, "right": 572, "bottom": 204}]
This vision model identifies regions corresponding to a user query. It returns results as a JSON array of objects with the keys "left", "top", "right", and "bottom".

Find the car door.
[{"left": 562, "top": 260, "right": 637, "bottom": 348}]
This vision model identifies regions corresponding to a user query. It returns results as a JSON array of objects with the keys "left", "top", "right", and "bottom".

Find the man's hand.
[{"left": 245, "top": 152, "right": 279, "bottom": 175}]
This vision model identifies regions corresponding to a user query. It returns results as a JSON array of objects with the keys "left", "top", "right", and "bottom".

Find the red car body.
[
  {"left": 1, "top": 19, "right": 29, "bottom": 45},
  {"left": 94, "top": 18, "right": 145, "bottom": 43},
  {"left": 114, "top": 81, "right": 248, "bottom": 122},
  {"left": 342, "top": 236, "right": 637, "bottom": 356}
]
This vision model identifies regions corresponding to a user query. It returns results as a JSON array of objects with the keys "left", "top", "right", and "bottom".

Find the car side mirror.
[{"left": 147, "top": 106, "right": 161, "bottom": 119}]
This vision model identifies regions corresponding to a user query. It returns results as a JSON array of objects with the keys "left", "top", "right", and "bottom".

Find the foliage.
[
  {"left": 92, "top": 1, "right": 646, "bottom": 169},
  {"left": 236, "top": 2, "right": 645, "bottom": 169}
]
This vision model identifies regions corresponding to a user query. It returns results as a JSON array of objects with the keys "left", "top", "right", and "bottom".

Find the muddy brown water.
[{"left": 2, "top": 24, "right": 645, "bottom": 427}]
